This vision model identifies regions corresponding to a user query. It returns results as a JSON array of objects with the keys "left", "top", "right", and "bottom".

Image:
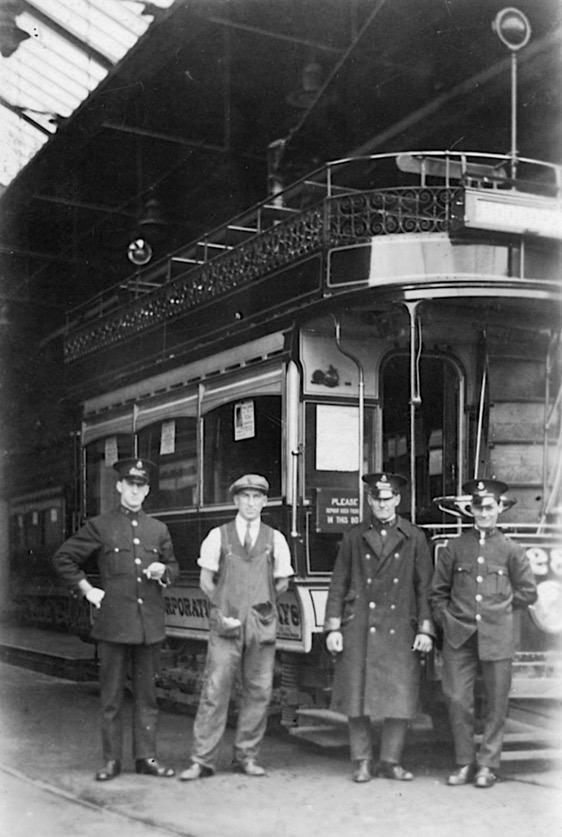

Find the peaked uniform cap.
[
  {"left": 362, "top": 472, "right": 408, "bottom": 497},
  {"left": 113, "top": 458, "right": 156, "bottom": 485},
  {"left": 462, "top": 478, "right": 509, "bottom": 502},
  {"left": 229, "top": 474, "right": 269, "bottom": 495}
]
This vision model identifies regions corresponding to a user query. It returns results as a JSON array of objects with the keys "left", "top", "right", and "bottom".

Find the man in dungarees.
[{"left": 180, "top": 474, "right": 294, "bottom": 780}]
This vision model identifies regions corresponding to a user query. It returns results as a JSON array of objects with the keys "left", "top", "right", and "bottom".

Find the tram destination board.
[{"left": 452, "top": 188, "right": 562, "bottom": 240}]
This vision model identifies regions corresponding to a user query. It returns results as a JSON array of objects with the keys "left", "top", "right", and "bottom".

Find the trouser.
[
  {"left": 441, "top": 634, "right": 512, "bottom": 769},
  {"left": 191, "top": 628, "right": 276, "bottom": 770},
  {"left": 348, "top": 715, "right": 409, "bottom": 764},
  {"left": 98, "top": 640, "right": 161, "bottom": 762}
]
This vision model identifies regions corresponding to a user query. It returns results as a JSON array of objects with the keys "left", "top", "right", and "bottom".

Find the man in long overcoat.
[
  {"left": 325, "top": 473, "right": 434, "bottom": 783},
  {"left": 53, "top": 458, "right": 179, "bottom": 781}
]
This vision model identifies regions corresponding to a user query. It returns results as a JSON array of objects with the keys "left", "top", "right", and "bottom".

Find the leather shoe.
[
  {"left": 474, "top": 766, "right": 497, "bottom": 789},
  {"left": 447, "top": 764, "right": 477, "bottom": 786},
  {"left": 375, "top": 762, "right": 413, "bottom": 781},
  {"left": 352, "top": 760, "right": 372, "bottom": 783},
  {"left": 96, "top": 760, "right": 121, "bottom": 781},
  {"left": 233, "top": 759, "right": 266, "bottom": 776},
  {"left": 135, "top": 758, "right": 175, "bottom": 778},
  {"left": 179, "top": 762, "right": 214, "bottom": 781}
]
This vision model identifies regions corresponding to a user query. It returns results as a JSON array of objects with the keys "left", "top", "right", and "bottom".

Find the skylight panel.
[
  {"left": 0, "top": 0, "right": 178, "bottom": 188},
  {"left": 0, "top": 104, "right": 50, "bottom": 185}
]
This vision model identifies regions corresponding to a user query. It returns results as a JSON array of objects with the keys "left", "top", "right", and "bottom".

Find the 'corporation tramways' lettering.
[{"left": 165, "top": 596, "right": 210, "bottom": 619}]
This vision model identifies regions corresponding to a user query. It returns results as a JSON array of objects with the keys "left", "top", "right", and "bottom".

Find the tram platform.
[{"left": 0, "top": 621, "right": 98, "bottom": 683}]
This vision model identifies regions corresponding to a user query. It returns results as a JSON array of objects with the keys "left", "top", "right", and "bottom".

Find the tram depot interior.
[{"left": 0, "top": 1, "right": 561, "bottom": 727}]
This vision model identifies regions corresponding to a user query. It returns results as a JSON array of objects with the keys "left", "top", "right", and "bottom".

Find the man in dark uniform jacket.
[
  {"left": 325, "top": 473, "right": 434, "bottom": 783},
  {"left": 430, "top": 479, "right": 537, "bottom": 789},
  {"left": 53, "top": 458, "right": 179, "bottom": 781}
]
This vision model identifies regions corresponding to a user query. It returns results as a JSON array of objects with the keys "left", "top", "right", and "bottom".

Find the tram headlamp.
[{"left": 529, "top": 580, "right": 562, "bottom": 634}]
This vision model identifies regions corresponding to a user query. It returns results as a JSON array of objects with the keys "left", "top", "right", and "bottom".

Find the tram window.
[
  {"left": 382, "top": 355, "right": 460, "bottom": 522},
  {"left": 138, "top": 417, "right": 198, "bottom": 510},
  {"left": 85, "top": 435, "right": 134, "bottom": 516},
  {"left": 11, "top": 513, "right": 25, "bottom": 551},
  {"left": 305, "top": 403, "right": 377, "bottom": 491},
  {"left": 43, "top": 506, "right": 63, "bottom": 548},
  {"left": 203, "top": 396, "right": 282, "bottom": 504},
  {"left": 26, "top": 510, "right": 42, "bottom": 551}
]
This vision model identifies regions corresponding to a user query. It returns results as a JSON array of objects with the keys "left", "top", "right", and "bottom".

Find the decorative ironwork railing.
[
  {"left": 63, "top": 150, "right": 562, "bottom": 362},
  {"left": 63, "top": 187, "right": 460, "bottom": 361}
]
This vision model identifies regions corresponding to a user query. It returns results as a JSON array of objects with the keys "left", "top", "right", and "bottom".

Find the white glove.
[
  {"left": 144, "top": 561, "right": 167, "bottom": 583},
  {"left": 85, "top": 587, "right": 105, "bottom": 609},
  {"left": 326, "top": 630, "right": 343, "bottom": 654}
]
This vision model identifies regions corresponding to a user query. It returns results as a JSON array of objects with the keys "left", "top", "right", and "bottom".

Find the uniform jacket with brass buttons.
[
  {"left": 430, "top": 527, "right": 537, "bottom": 661},
  {"left": 324, "top": 516, "right": 434, "bottom": 720},
  {"left": 53, "top": 506, "right": 179, "bottom": 645}
]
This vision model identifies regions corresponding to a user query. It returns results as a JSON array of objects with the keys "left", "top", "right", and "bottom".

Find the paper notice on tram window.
[
  {"left": 316, "top": 404, "right": 359, "bottom": 471},
  {"left": 160, "top": 419, "right": 176, "bottom": 455},
  {"left": 234, "top": 400, "right": 255, "bottom": 440},
  {"left": 104, "top": 436, "right": 118, "bottom": 466}
]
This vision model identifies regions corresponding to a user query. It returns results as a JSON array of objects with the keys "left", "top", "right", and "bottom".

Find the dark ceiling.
[{"left": 1, "top": 0, "right": 561, "bottom": 339}]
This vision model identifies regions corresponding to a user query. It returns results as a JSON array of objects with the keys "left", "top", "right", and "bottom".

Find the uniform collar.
[
  {"left": 119, "top": 505, "right": 144, "bottom": 517},
  {"left": 473, "top": 525, "right": 498, "bottom": 539},
  {"left": 370, "top": 516, "right": 397, "bottom": 532}
]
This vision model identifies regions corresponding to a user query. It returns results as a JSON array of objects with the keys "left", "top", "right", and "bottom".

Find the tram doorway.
[{"left": 382, "top": 355, "right": 461, "bottom": 523}]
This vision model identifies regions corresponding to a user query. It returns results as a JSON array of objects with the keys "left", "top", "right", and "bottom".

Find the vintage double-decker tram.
[{"left": 10, "top": 148, "right": 562, "bottom": 732}]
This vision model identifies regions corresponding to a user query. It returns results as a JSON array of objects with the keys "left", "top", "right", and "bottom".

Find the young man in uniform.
[
  {"left": 53, "top": 458, "right": 178, "bottom": 781},
  {"left": 180, "top": 474, "right": 294, "bottom": 780},
  {"left": 430, "top": 479, "right": 537, "bottom": 788},
  {"left": 325, "top": 473, "right": 434, "bottom": 783}
]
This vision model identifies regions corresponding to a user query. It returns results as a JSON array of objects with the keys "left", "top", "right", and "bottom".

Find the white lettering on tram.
[{"left": 526, "top": 547, "right": 562, "bottom": 578}]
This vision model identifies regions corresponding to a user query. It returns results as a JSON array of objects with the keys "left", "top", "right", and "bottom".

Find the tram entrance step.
[
  {"left": 289, "top": 724, "right": 349, "bottom": 748},
  {"left": 289, "top": 708, "right": 435, "bottom": 749}
]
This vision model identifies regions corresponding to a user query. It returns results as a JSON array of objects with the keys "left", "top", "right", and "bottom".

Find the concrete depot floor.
[{"left": 0, "top": 662, "right": 561, "bottom": 837}]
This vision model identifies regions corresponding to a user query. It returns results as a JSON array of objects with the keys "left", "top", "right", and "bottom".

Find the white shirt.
[{"left": 198, "top": 513, "right": 294, "bottom": 579}]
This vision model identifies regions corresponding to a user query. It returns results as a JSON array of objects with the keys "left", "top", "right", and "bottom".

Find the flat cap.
[
  {"left": 113, "top": 458, "right": 156, "bottom": 485},
  {"left": 462, "top": 478, "right": 508, "bottom": 503},
  {"left": 229, "top": 474, "right": 269, "bottom": 495},
  {"left": 362, "top": 472, "right": 408, "bottom": 497}
]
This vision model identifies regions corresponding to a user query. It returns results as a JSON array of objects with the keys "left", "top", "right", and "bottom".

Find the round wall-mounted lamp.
[
  {"left": 127, "top": 237, "right": 153, "bottom": 266},
  {"left": 492, "top": 7, "right": 531, "bottom": 51}
]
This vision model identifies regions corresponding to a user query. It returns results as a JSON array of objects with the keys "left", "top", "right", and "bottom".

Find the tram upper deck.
[{"left": 62, "top": 149, "right": 562, "bottom": 392}]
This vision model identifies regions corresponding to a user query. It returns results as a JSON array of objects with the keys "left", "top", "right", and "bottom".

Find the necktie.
[{"left": 244, "top": 523, "right": 252, "bottom": 553}]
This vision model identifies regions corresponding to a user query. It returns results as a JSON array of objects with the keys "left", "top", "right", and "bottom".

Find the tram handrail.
[{"left": 63, "top": 150, "right": 562, "bottom": 330}]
